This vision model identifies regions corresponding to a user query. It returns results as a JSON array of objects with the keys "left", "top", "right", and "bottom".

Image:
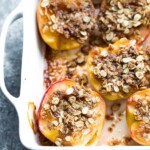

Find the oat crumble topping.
[
  {"left": 132, "top": 94, "right": 150, "bottom": 141},
  {"left": 90, "top": 40, "right": 150, "bottom": 95},
  {"left": 41, "top": 85, "right": 100, "bottom": 145},
  {"left": 98, "top": 0, "right": 150, "bottom": 43},
  {"left": 44, "top": 50, "right": 87, "bottom": 88},
  {"left": 40, "top": 0, "right": 96, "bottom": 43}
]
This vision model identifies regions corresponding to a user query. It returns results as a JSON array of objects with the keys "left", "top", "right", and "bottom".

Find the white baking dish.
[{"left": 0, "top": 0, "right": 150, "bottom": 149}]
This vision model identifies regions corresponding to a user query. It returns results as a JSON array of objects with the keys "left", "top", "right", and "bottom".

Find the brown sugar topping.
[
  {"left": 90, "top": 40, "right": 150, "bottom": 95},
  {"left": 40, "top": 0, "right": 96, "bottom": 43},
  {"left": 98, "top": 0, "right": 150, "bottom": 43}
]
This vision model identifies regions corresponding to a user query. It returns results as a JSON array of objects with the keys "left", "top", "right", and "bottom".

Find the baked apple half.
[
  {"left": 98, "top": 0, "right": 150, "bottom": 44},
  {"left": 126, "top": 89, "right": 150, "bottom": 146},
  {"left": 37, "top": 0, "right": 95, "bottom": 50},
  {"left": 37, "top": 79, "right": 105, "bottom": 146},
  {"left": 87, "top": 38, "right": 150, "bottom": 101}
]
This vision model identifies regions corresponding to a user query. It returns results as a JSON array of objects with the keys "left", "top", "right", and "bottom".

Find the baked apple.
[
  {"left": 98, "top": 0, "right": 150, "bottom": 44},
  {"left": 37, "top": 0, "right": 95, "bottom": 50},
  {"left": 87, "top": 38, "right": 150, "bottom": 101},
  {"left": 126, "top": 89, "right": 150, "bottom": 146},
  {"left": 37, "top": 79, "right": 105, "bottom": 146}
]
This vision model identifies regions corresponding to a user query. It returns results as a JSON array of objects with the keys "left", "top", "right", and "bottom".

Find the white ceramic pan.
[{"left": 0, "top": 0, "right": 150, "bottom": 149}]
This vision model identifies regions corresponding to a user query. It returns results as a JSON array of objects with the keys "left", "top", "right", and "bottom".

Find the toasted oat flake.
[
  {"left": 52, "top": 120, "right": 58, "bottom": 126},
  {"left": 88, "top": 118, "right": 94, "bottom": 124},
  {"left": 100, "top": 70, "right": 107, "bottom": 77},
  {"left": 122, "top": 57, "right": 133, "bottom": 63},
  {"left": 98, "top": 0, "right": 150, "bottom": 43},
  {"left": 91, "top": 42, "right": 150, "bottom": 94},
  {"left": 135, "top": 71, "right": 144, "bottom": 79},
  {"left": 65, "top": 136, "right": 71, "bottom": 142},
  {"left": 82, "top": 107, "right": 89, "bottom": 114},
  {"left": 52, "top": 97, "right": 60, "bottom": 105},
  {"left": 46, "top": 84, "right": 100, "bottom": 139},
  {"left": 55, "top": 141, "right": 61, "bottom": 146},
  {"left": 41, "top": 0, "right": 95, "bottom": 43},
  {"left": 82, "top": 129, "right": 90, "bottom": 135},
  {"left": 100, "top": 50, "right": 108, "bottom": 57},
  {"left": 136, "top": 55, "right": 144, "bottom": 62},
  {"left": 76, "top": 121, "right": 84, "bottom": 128},
  {"left": 147, "top": 0, "right": 150, "bottom": 4},
  {"left": 50, "top": 15, "right": 57, "bottom": 23},
  {"left": 83, "top": 16, "right": 90, "bottom": 23},
  {"left": 134, "top": 14, "right": 142, "bottom": 21},
  {"left": 43, "top": 103, "right": 50, "bottom": 110},
  {"left": 66, "top": 88, "right": 74, "bottom": 95},
  {"left": 41, "top": 0, "right": 50, "bottom": 8},
  {"left": 106, "top": 32, "right": 114, "bottom": 41},
  {"left": 132, "top": 94, "right": 150, "bottom": 141}
]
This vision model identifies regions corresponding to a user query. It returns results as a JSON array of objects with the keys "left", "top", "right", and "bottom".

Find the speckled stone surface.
[{"left": 0, "top": 0, "right": 27, "bottom": 149}]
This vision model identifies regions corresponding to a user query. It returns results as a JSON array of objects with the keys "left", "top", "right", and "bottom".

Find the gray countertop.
[{"left": 0, "top": 0, "right": 27, "bottom": 149}]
